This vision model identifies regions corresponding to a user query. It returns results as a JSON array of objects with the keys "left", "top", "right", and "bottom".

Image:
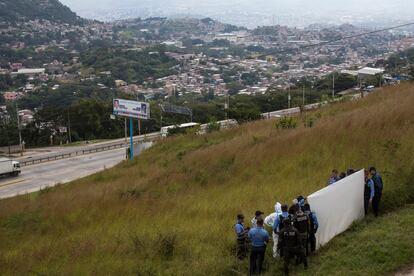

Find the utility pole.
[
  {"left": 379, "top": 73, "right": 382, "bottom": 87},
  {"left": 160, "top": 109, "right": 163, "bottom": 128},
  {"left": 302, "top": 85, "right": 305, "bottom": 107},
  {"left": 67, "top": 108, "right": 72, "bottom": 144},
  {"left": 332, "top": 72, "right": 335, "bottom": 98},
  {"left": 224, "top": 93, "right": 229, "bottom": 120},
  {"left": 2, "top": 116, "right": 11, "bottom": 156},
  {"left": 15, "top": 102, "right": 23, "bottom": 156},
  {"left": 288, "top": 86, "right": 291, "bottom": 109}
]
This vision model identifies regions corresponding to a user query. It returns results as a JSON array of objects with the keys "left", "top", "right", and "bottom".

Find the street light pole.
[{"left": 15, "top": 102, "right": 23, "bottom": 156}]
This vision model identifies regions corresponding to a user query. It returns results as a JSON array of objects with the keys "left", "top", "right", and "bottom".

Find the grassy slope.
[
  {"left": 1, "top": 83, "right": 414, "bottom": 275},
  {"left": 268, "top": 205, "right": 414, "bottom": 276}
]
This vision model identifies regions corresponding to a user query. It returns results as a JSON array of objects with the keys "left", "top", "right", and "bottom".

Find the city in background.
[{"left": 1, "top": 0, "right": 413, "bottom": 152}]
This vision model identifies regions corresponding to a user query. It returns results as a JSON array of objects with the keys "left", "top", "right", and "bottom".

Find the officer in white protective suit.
[{"left": 264, "top": 202, "right": 282, "bottom": 258}]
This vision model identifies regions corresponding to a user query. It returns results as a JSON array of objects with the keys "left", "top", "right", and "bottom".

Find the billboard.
[
  {"left": 113, "top": 99, "right": 150, "bottom": 120},
  {"left": 160, "top": 104, "right": 192, "bottom": 116}
]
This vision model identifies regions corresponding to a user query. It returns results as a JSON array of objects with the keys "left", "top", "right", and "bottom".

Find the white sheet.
[{"left": 307, "top": 169, "right": 365, "bottom": 249}]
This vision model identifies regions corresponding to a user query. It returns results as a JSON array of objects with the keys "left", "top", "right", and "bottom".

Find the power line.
[{"left": 251, "top": 22, "right": 414, "bottom": 59}]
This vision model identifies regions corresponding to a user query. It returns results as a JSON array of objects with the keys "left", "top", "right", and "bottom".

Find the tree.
[
  {"left": 410, "top": 65, "right": 414, "bottom": 79},
  {"left": 241, "top": 72, "right": 260, "bottom": 86},
  {"left": 211, "top": 39, "right": 230, "bottom": 47},
  {"left": 281, "top": 64, "right": 289, "bottom": 71},
  {"left": 0, "top": 75, "right": 13, "bottom": 90},
  {"left": 226, "top": 82, "right": 245, "bottom": 95}
]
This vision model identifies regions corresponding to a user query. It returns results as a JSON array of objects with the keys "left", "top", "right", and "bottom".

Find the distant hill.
[
  {"left": 0, "top": 0, "right": 85, "bottom": 25},
  {"left": 116, "top": 17, "right": 245, "bottom": 37}
]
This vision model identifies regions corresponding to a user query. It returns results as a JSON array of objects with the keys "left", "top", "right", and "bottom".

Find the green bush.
[
  {"left": 207, "top": 121, "right": 221, "bottom": 133},
  {"left": 275, "top": 116, "right": 298, "bottom": 129}
]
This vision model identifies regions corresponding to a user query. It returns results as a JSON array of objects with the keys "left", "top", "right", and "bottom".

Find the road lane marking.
[
  {"left": 23, "top": 148, "right": 125, "bottom": 169},
  {"left": 0, "top": 178, "right": 28, "bottom": 188}
]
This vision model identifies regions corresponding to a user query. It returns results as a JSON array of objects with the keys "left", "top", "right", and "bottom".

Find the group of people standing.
[
  {"left": 234, "top": 196, "right": 318, "bottom": 275},
  {"left": 328, "top": 166, "right": 384, "bottom": 216},
  {"left": 234, "top": 166, "right": 384, "bottom": 275}
]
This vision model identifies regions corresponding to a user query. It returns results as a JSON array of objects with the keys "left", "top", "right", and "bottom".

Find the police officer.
[
  {"left": 296, "top": 196, "right": 306, "bottom": 211},
  {"left": 288, "top": 203, "right": 299, "bottom": 216},
  {"left": 370, "top": 166, "right": 383, "bottom": 217},
  {"left": 279, "top": 218, "right": 308, "bottom": 275},
  {"left": 248, "top": 218, "right": 269, "bottom": 275},
  {"left": 303, "top": 203, "right": 318, "bottom": 254},
  {"left": 293, "top": 207, "right": 310, "bottom": 256},
  {"left": 273, "top": 204, "right": 290, "bottom": 257},
  {"left": 251, "top": 210, "right": 264, "bottom": 228},
  {"left": 364, "top": 169, "right": 375, "bottom": 215},
  {"left": 234, "top": 213, "right": 248, "bottom": 259}
]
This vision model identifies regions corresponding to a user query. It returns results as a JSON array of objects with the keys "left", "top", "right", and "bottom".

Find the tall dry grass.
[{"left": 0, "top": 83, "right": 414, "bottom": 275}]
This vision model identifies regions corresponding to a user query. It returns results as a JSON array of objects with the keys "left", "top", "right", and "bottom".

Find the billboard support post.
[
  {"left": 138, "top": 119, "right": 141, "bottom": 135},
  {"left": 129, "top": 118, "right": 134, "bottom": 160},
  {"left": 113, "top": 99, "right": 150, "bottom": 160},
  {"left": 124, "top": 118, "right": 127, "bottom": 144}
]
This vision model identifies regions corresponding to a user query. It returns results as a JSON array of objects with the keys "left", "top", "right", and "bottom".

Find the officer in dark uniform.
[
  {"left": 293, "top": 208, "right": 310, "bottom": 256},
  {"left": 234, "top": 213, "right": 249, "bottom": 259},
  {"left": 370, "top": 166, "right": 383, "bottom": 217},
  {"left": 288, "top": 203, "right": 299, "bottom": 216},
  {"left": 279, "top": 218, "right": 308, "bottom": 275},
  {"left": 303, "top": 203, "right": 318, "bottom": 254},
  {"left": 274, "top": 204, "right": 291, "bottom": 257},
  {"left": 364, "top": 169, "right": 375, "bottom": 215}
]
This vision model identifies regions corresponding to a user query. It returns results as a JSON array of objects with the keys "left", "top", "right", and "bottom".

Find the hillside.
[
  {"left": 1, "top": 83, "right": 414, "bottom": 274},
  {"left": 112, "top": 17, "right": 244, "bottom": 41},
  {"left": 0, "top": 0, "right": 84, "bottom": 25}
]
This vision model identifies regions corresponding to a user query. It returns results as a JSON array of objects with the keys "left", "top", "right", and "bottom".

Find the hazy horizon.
[{"left": 60, "top": 0, "right": 414, "bottom": 28}]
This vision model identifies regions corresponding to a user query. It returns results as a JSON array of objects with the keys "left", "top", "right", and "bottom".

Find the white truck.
[{"left": 0, "top": 157, "right": 21, "bottom": 177}]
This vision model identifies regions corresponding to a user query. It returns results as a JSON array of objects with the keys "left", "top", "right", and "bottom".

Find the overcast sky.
[
  {"left": 60, "top": 0, "right": 414, "bottom": 27},
  {"left": 60, "top": 0, "right": 412, "bottom": 10}
]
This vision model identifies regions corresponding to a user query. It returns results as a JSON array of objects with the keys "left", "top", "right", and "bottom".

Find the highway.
[
  {"left": 16, "top": 132, "right": 160, "bottom": 167},
  {"left": 0, "top": 147, "right": 125, "bottom": 199}
]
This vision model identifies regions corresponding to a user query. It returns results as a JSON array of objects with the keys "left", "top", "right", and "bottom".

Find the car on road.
[{"left": 0, "top": 157, "right": 21, "bottom": 177}]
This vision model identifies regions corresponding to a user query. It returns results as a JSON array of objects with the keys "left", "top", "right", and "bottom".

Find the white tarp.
[{"left": 307, "top": 169, "right": 365, "bottom": 249}]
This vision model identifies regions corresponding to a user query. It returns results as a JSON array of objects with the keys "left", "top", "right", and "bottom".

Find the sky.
[{"left": 60, "top": 0, "right": 414, "bottom": 27}]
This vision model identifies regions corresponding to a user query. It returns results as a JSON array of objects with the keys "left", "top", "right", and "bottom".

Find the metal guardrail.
[{"left": 19, "top": 132, "right": 161, "bottom": 167}]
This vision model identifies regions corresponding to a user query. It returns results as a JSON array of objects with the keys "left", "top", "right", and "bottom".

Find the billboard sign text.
[{"left": 113, "top": 99, "right": 150, "bottom": 120}]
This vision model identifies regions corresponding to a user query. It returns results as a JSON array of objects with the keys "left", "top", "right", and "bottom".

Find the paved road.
[
  {"left": 0, "top": 147, "right": 125, "bottom": 199},
  {"left": 13, "top": 132, "right": 160, "bottom": 167}
]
